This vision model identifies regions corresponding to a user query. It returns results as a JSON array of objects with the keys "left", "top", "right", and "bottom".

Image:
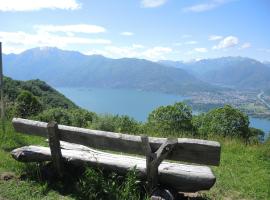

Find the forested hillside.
[{"left": 3, "top": 77, "right": 77, "bottom": 118}]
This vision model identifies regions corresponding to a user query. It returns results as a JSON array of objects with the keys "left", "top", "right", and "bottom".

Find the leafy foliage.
[
  {"left": 77, "top": 167, "right": 145, "bottom": 200},
  {"left": 3, "top": 77, "right": 77, "bottom": 119},
  {"left": 35, "top": 108, "right": 96, "bottom": 128},
  {"left": 91, "top": 114, "right": 142, "bottom": 134},
  {"left": 247, "top": 127, "right": 265, "bottom": 143},
  {"left": 15, "top": 90, "right": 42, "bottom": 118},
  {"left": 147, "top": 102, "right": 193, "bottom": 135},
  {"left": 192, "top": 105, "right": 250, "bottom": 140}
]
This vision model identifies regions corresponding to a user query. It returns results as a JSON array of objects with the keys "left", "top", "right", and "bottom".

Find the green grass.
[
  {"left": 0, "top": 120, "right": 269, "bottom": 200},
  {"left": 203, "top": 138, "right": 270, "bottom": 199}
]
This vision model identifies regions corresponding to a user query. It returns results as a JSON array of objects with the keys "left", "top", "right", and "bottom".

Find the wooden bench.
[{"left": 11, "top": 118, "right": 221, "bottom": 198}]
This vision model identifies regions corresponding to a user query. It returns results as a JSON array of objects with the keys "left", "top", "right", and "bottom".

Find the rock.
[{"left": 0, "top": 172, "right": 16, "bottom": 181}]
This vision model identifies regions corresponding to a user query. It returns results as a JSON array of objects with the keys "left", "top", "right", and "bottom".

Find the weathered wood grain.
[
  {"left": 141, "top": 136, "right": 178, "bottom": 193},
  {"left": 47, "top": 121, "right": 64, "bottom": 177},
  {"left": 12, "top": 118, "right": 221, "bottom": 166},
  {"left": 11, "top": 143, "right": 216, "bottom": 192}
]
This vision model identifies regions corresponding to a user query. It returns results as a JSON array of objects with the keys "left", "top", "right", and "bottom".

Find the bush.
[
  {"left": 193, "top": 105, "right": 250, "bottom": 140},
  {"left": 247, "top": 127, "right": 265, "bottom": 144},
  {"left": 147, "top": 102, "right": 193, "bottom": 135},
  {"left": 91, "top": 114, "right": 142, "bottom": 134},
  {"left": 15, "top": 90, "right": 43, "bottom": 118},
  {"left": 35, "top": 108, "right": 96, "bottom": 128},
  {"left": 77, "top": 167, "right": 145, "bottom": 200}
]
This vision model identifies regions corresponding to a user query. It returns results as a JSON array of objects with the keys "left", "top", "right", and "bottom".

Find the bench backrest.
[{"left": 12, "top": 118, "right": 221, "bottom": 166}]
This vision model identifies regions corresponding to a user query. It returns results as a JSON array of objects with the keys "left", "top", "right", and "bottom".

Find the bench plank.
[
  {"left": 11, "top": 142, "right": 216, "bottom": 192},
  {"left": 12, "top": 118, "right": 221, "bottom": 166}
]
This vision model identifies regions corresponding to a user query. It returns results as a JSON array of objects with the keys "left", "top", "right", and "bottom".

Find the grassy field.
[{"left": 0, "top": 121, "right": 269, "bottom": 200}]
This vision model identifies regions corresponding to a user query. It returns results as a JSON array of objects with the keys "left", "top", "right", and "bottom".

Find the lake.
[{"left": 56, "top": 87, "right": 270, "bottom": 139}]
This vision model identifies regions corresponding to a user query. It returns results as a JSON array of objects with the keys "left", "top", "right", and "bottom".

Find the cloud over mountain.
[{"left": 0, "top": 0, "right": 80, "bottom": 11}]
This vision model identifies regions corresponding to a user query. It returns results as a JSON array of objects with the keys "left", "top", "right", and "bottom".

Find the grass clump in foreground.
[{"left": 0, "top": 121, "right": 269, "bottom": 200}]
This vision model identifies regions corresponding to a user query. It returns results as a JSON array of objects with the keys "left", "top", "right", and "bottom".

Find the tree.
[
  {"left": 195, "top": 105, "right": 250, "bottom": 139},
  {"left": 247, "top": 127, "right": 265, "bottom": 144},
  {"left": 116, "top": 115, "right": 141, "bottom": 134},
  {"left": 15, "top": 90, "right": 42, "bottom": 118},
  {"left": 35, "top": 108, "right": 96, "bottom": 128},
  {"left": 147, "top": 102, "right": 193, "bottom": 134}
]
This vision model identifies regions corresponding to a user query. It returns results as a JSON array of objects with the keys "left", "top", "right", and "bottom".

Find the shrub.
[
  {"left": 35, "top": 108, "right": 96, "bottom": 128},
  {"left": 14, "top": 90, "right": 43, "bottom": 118},
  {"left": 247, "top": 127, "right": 265, "bottom": 144},
  {"left": 77, "top": 167, "right": 144, "bottom": 200},
  {"left": 91, "top": 114, "right": 142, "bottom": 134},
  {"left": 147, "top": 102, "right": 193, "bottom": 135},
  {"left": 194, "top": 105, "right": 250, "bottom": 140}
]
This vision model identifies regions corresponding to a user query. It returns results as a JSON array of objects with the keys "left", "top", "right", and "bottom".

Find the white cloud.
[
  {"left": 185, "top": 41, "right": 197, "bottom": 45},
  {"left": 257, "top": 48, "right": 270, "bottom": 53},
  {"left": 183, "top": 0, "right": 229, "bottom": 13},
  {"left": 173, "top": 42, "right": 182, "bottom": 46},
  {"left": 1, "top": 45, "right": 27, "bottom": 54},
  {"left": 132, "top": 44, "right": 144, "bottom": 48},
  {"left": 213, "top": 36, "right": 239, "bottom": 50},
  {"left": 86, "top": 45, "right": 172, "bottom": 61},
  {"left": 181, "top": 34, "right": 192, "bottom": 38},
  {"left": 194, "top": 48, "right": 208, "bottom": 53},
  {"left": 209, "top": 35, "right": 223, "bottom": 41},
  {"left": 86, "top": 46, "right": 140, "bottom": 59},
  {"left": 35, "top": 24, "right": 106, "bottom": 34},
  {"left": 240, "top": 42, "right": 251, "bottom": 49},
  {"left": 0, "top": 30, "right": 111, "bottom": 54},
  {"left": 142, "top": 47, "right": 172, "bottom": 60},
  {"left": 120, "top": 32, "right": 134, "bottom": 36},
  {"left": 0, "top": 0, "right": 80, "bottom": 12},
  {"left": 141, "top": 0, "right": 167, "bottom": 8}
]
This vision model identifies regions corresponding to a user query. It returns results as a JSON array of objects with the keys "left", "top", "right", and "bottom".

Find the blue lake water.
[{"left": 56, "top": 87, "right": 270, "bottom": 139}]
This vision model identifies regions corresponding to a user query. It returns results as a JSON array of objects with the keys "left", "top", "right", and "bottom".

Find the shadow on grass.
[
  {"left": 20, "top": 162, "right": 84, "bottom": 198},
  {"left": 19, "top": 162, "right": 210, "bottom": 200}
]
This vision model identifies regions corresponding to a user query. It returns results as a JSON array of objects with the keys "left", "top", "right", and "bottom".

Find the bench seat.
[{"left": 11, "top": 142, "right": 216, "bottom": 192}]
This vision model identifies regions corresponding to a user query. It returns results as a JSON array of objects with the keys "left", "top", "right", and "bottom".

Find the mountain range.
[
  {"left": 3, "top": 47, "right": 216, "bottom": 94},
  {"left": 3, "top": 47, "right": 270, "bottom": 94},
  {"left": 160, "top": 57, "right": 270, "bottom": 89}
]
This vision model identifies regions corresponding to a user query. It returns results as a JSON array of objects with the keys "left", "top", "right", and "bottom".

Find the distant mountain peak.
[{"left": 38, "top": 46, "right": 59, "bottom": 51}]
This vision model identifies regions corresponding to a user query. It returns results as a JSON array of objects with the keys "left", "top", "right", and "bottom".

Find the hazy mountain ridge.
[
  {"left": 160, "top": 57, "right": 270, "bottom": 89},
  {"left": 263, "top": 61, "right": 270, "bottom": 68},
  {"left": 4, "top": 47, "right": 269, "bottom": 93},
  {"left": 3, "top": 47, "right": 216, "bottom": 94}
]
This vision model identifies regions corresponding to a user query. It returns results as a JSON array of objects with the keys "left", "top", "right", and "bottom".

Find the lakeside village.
[{"left": 186, "top": 90, "right": 270, "bottom": 119}]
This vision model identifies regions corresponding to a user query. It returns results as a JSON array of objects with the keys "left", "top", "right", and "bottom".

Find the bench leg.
[
  {"left": 151, "top": 188, "right": 175, "bottom": 200},
  {"left": 141, "top": 135, "right": 177, "bottom": 198},
  {"left": 47, "top": 121, "right": 64, "bottom": 178}
]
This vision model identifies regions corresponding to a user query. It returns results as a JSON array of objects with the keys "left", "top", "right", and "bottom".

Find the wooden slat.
[
  {"left": 11, "top": 143, "right": 216, "bottom": 192},
  {"left": 12, "top": 118, "right": 221, "bottom": 166}
]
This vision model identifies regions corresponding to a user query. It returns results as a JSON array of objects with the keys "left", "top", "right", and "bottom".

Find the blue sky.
[{"left": 0, "top": 0, "right": 269, "bottom": 61}]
